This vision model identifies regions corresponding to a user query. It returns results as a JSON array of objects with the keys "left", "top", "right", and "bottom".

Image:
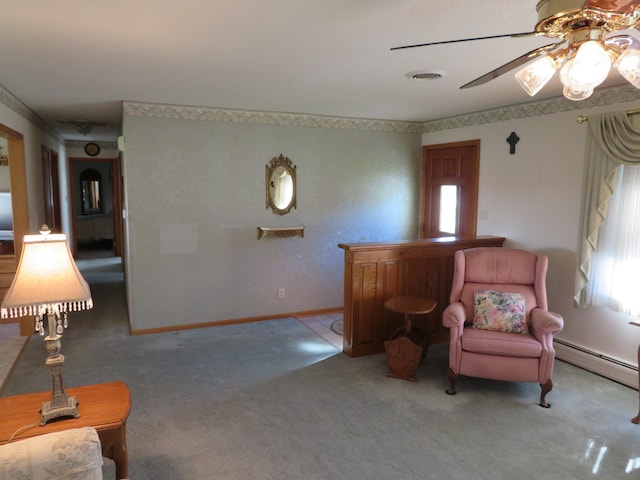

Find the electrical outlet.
[{"left": 278, "top": 288, "right": 285, "bottom": 299}]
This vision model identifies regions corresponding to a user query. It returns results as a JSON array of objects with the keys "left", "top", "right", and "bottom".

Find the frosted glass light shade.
[
  {"left": 562, "top": 85, "right": 594, "bottom": 101},
  {"left": 515, "top": 55, "right": 558, "bottom": 96},
  {"left": 560, "top": 41, "right": 612, "bottom": 91},
  {"left": 615, "top": 46, "right": 640, "bottom": 89}
]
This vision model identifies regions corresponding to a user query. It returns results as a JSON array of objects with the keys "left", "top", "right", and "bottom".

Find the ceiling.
[{"left": 0, "top": 1, "right": 635, "bottom": 142}]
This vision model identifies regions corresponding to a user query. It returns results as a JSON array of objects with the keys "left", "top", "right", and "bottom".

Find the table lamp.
[{"left": 1, "top": 225, "right": 93, "bottom": 425}]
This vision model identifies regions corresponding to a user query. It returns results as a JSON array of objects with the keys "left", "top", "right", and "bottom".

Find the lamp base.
[
  {"left": 40, "top": 350, "right": 80, "bottom": 425},
  {"left": 40, "top": 394, "right": 79, "bottom": 425}
]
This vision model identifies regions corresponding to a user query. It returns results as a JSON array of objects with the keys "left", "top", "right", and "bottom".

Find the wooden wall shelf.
[{"left": 257, "top": 226, "right": 304, "bottom": 239}]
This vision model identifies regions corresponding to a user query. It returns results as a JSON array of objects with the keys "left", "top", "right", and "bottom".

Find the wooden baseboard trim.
[
  {"left": 131, "top": 306, "right": 343, "bottom": 336},
  {"left": 293, "top": 307, "right": 343, "bottom": 319}
]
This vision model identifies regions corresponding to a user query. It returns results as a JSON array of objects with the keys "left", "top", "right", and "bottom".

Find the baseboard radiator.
[{"left": 554, "top": 339, "right": 638, "bottom": 389}]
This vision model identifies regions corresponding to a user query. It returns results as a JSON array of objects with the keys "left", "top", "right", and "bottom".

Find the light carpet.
[
  {"left": 3, "top": 268, "right": 640, "bottom": 479},
  {"left": 0, "top": 323, "right": 27, "bottom": 394},
  {"left": 329, "top": 319, "right": 343, "bottom": 336}
]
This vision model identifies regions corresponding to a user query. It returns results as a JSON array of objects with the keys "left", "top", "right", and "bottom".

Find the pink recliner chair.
[{"left": 442, "top": 247, "right": 564, "bottom": 407}]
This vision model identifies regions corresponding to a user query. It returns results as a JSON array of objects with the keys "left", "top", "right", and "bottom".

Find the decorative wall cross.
[{"left": 507, "top": 131, "right": 520, "bottom": 155}]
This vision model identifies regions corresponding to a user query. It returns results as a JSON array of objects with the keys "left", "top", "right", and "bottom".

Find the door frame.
[
  {"left": 0, "top": 123, "right": 30, "bottom": 331},
  {"left": 69, "top": 156, "right": 123, "bottom": 257}
]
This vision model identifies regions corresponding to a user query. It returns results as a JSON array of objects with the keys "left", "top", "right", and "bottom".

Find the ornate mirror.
[
  {"left": 266, "top": 154, "right": 296, "bottom": 215},
  {"left": 80, "top": 168, "right": 102, "bottom": 215}
]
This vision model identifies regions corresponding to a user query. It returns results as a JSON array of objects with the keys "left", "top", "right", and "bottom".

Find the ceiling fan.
[
  {"left": 57, "top": 119, "right": 110, "bottom": 136},
  {"left": 392, "top": 0, "right": 640, "bottom": 100}
]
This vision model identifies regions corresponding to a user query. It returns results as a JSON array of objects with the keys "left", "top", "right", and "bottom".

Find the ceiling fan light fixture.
[
  {"left": 515, "top": 55, "right": 560, "bottom": 96},
  {"left": 614, "top": 45, "right": 640, "bottom": 89},
  {"left": 76, "top": 122, "right": 92, "bottom": 136},
  {"left": 562, "top": 84, "right": 593, "bottom": 101},
  {"left": 560, "top": 40, "right": 612, "bottom": 90}
]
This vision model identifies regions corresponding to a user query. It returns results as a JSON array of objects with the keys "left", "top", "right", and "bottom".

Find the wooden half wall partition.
[{"left": 338, "top": 236, "right": 505, "bottom": 357}]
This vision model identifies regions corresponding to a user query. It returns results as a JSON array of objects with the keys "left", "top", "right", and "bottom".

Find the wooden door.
[{"left": 419, "top": 140, "right": 480, "bottom": 239}]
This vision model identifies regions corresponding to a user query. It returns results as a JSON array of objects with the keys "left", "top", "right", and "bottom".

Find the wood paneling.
[{"left": 338, "top": 236, "right": 505, "bottom": 357}]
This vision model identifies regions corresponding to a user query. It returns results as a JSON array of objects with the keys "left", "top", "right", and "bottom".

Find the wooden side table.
[
  {"left": 0, "top": 381, "right": 131, "bottom": 479},
  {"left": 383, "top": 296, "right": 437, "bottom": 381}
]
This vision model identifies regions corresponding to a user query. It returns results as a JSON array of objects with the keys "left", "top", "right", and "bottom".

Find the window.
[
  {"left": 420, "top": 140, "right": 479, "bottom": 239},
  {"left": 438, "top": 185, "right": 458, "bottom": 234},
  {"left": 575, "top": 111, "right": 640, "bottom": 313},
  {"left": 587, "top": 164, "right": 640, "bottom": 316}
]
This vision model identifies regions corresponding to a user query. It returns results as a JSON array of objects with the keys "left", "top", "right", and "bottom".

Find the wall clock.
[{"left": 84, "top": 142, "right": 100, "bottom": 157}]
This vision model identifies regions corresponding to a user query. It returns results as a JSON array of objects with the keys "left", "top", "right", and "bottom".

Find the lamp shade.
[
  {"left": 615, "top": 45, "right": 640, "bottom": 89},
  {"left": 1, "top": 232, "right": 92, "bottom": 319},
  {"left": 515, "top": 55, "right": 559, "bottom": 96},
  {"left": 560, "top": 41, "right": 612, "bottom": 91},
  {"left": 562, "top": 84, "right": 594, "bottom": 101}
]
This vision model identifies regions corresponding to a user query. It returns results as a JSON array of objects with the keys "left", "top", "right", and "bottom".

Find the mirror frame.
[{"left": 266, "top": 154, "right": 297, "bottom": 215}]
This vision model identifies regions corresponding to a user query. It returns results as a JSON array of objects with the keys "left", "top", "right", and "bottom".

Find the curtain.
[
  {"left": 587, "top": 166, "right": 640, "bottom": 315},
  {"left": 574, "top": 111, "right": 640, "bottom": 307}
]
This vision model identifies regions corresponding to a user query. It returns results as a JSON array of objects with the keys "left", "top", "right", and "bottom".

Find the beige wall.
[{"left": 121, "top": 104, "right": 422, "bottom": 331}]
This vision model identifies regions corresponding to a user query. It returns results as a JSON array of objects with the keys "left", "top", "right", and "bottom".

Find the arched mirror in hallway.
[{"left": 80, "top": 168, "right": 103, "bottom": 215}]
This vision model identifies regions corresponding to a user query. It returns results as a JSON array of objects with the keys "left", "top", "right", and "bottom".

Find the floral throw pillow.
[{"left": 472, "top": 289, "right": 528, "bottom": 334}]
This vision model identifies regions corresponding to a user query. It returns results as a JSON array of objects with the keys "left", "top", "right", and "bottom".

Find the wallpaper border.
[
  {"left": 124, "top": 85, "right": 640, "bottom": 135},
  {"left": 123, "top": 101, "right": 425, "bottom": 134},
  {"left": 422, "top": 84, "right": 640, "bottom": 132},
  {"left": 0, "top": 83, "right": 61, "bottom": 140},
  {"left": 4, "top": 81, "right": 640, "bottom": 138}
]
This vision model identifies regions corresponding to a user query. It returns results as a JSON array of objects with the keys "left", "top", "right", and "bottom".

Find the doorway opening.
[{"left": 69, "top": 156, "right": 123, "bottom": 261}]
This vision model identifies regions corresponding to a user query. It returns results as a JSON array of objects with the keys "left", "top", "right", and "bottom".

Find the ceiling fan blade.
[
  {"left": 390, "top": 32, "right": 538, "bottom": 51},
  {"left": 460, "top": 42, "right": 563, "bottom": 89}
]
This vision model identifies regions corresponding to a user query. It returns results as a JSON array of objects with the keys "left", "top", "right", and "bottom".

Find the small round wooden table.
[{"left": 383, "top": 296, "right": 437, "bottom": 382}]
